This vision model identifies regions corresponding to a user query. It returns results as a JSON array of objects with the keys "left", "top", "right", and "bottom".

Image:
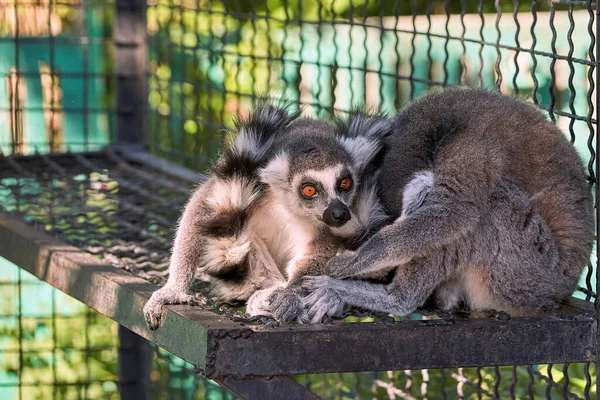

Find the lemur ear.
[
  {"left": 345, "top": 112, "right": 392, "bottom": 140},
  {"left": 339, "top": 136, "right": 381, "bottom": 171},
  {"left": 258, "top": 153, "right": 290, "bottom": 187},
  {"left": 338, "top": 112, "right": 392, "bottom": 170},
  {"left": 231, "top": 101, "right": 301, "bottom": 160}
]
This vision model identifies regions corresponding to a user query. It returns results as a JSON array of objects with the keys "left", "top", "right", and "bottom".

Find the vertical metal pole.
[
  {"left": 119, "top": 325, "right": 151, "bottom": 400},
  {"left": 115, "top": 0, "right": 148, "bottom": 146},
  {"left": 595, "top": 0, "right": 600, "bottom": 392}
]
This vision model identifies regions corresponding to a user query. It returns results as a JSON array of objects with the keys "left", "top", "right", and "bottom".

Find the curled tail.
[{"left": 199, "top": 103, "right": 300, "bottom": 287}]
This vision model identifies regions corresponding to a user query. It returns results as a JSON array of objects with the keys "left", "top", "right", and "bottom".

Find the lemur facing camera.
[
  {"left": 300, "top": 87, "right": 595, "bottom": 323},
  {"left": 143, "top": 103, "right": 391, "bottom": 329}
]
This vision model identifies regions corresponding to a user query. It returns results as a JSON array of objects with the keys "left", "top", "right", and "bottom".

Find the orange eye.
[
  {"left": 302, "top": 185, "right": 317, "bottom": 198},
  {"left": 340, "top": 178, "right": 352, "bottom": 190}
]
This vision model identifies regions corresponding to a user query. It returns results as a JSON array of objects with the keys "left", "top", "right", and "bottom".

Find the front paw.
[
  {"left": 143, "top": 288, "right": 197, "bottom": 330},
  {"left": 302, "top": 287, "right": 344, "bottom": 324},
  {"left": 269, "top": 288, "right": 303, "bottom": 322},
  {"left": 326, "top": 253, "right": 356, "bottom": 278}
]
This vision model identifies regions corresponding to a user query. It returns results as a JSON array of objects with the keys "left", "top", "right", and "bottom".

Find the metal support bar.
[
  {"left": 594, "top": 0, "right": 600, "bottom": 392},
  {"left": 119, "top": 326, "right": 151, "bottom": 400},
  {"left": 217, "top": 376, "right": 321, "bottom": 400},
  {"left": 115, "top": 0, "right": 148, "bottom": 146}
]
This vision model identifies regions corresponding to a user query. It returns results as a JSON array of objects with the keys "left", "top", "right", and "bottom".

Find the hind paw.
[{"left": 246, "top": 287, "right": 277, "bottom": 318}]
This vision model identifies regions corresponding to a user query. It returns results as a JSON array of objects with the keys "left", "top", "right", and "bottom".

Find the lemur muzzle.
[{"left": 323, "top": 200, "right": 351, "bottom": 227}]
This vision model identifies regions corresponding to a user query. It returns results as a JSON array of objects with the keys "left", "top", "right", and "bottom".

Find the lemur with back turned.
[
  {"left": 143, "top": 103, "right": 391, "bottom": 329},
  {"left": 300, "top": 87, "right": 595, "bottom": 323}
]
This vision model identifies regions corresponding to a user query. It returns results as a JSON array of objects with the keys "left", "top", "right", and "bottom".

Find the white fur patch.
[
  {"left": 246, "top": 284, "right": 284, "bottom": 317},
  {"left": 339, "top": 136, "right": 381, "bottom": 170},
  {"left": 200, "top": 234, "right": 251, "bottom": 273},
  {"left": 401, "top": 171, "right": 434, "bottom": 217},
  {"left": 205, "top": 177, "right": 259, "bottom": 211},
  {"left": 249, "top": 193, "right": 319, "bottom": 280},
  {"left": 259, "top": 153, "right": 290, "bottom": 187}
]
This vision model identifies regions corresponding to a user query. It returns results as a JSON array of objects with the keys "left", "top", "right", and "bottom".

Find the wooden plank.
[{"left": 0, "top": 213, "right": 243, "bottom": 371}]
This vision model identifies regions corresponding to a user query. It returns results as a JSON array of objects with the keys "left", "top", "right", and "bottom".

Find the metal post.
[
  {"left": 595, "top": 0, "right": 600, "bottom": 393},
  {"left": 114, "top": 0, "right": 148, "bottom": 146},
  {"left": 118, "top": 325, "right": 151, "bottom": 400}
]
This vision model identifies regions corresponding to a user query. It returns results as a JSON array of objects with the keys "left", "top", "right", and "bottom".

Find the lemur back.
[{"left": 301, "top": 87, "right": 595, "bottom": 323}]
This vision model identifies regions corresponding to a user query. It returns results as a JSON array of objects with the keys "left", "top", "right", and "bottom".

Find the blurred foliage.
[
  {"left": 146, "top": 0, "right": 589, "bottom": 170},
  {"left": 299, "top": 364, "right": 597, "bottom": 399},
  {"left": 0, "top": 262, "right": 121, "bottom": 399}
]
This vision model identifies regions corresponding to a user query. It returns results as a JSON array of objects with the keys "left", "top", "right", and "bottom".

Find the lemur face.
[
  {"left": 290, "top": 162, "right": 357, "bottom": 227},
  {"left": 259, "top": 131, "right": 361, "bottom": 228}
]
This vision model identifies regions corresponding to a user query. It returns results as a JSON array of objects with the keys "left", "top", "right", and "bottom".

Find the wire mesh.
[
  {"left": 146, "top": 0, "right": 598, "bottom": 299},
  {"left": 0, "top": 0, "right": 117, "bottom": 154},
  {"left": 0, "top": 0, "right": 599, "bottom": 399}
]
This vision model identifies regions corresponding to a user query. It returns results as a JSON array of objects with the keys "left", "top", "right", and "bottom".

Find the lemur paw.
[
  {"left": 303, "top": 287, "right": 344, "bottom": 324},
  {"left": 143, "top": 287, "right": 198, "bottom": 330},
  {"left": 246, "top": 287, "right": 277, "bottom": 318},
  {"left": 326, "top": 252, "right": 357, "bottom": 278},
  {"left": 269, "top": 288, "right": 303, "bottom": 322}
]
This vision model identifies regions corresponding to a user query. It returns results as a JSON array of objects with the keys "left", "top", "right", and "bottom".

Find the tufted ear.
[
  {"left": 337, "top": 112, "right": 392, "bottom": 171},
  {"left": 258, "top": 152, "right": 290, "bottom": 188},
  {"left": 338, "top": 135, "right": 381, "bottom": 172},
  {"left": 344, "top": 112, "right": 393, "bottom": 140}
]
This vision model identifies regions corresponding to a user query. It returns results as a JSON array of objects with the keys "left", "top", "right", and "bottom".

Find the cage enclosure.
[{"left": 0, "top": 0, "right": 598, "bottom": 399}]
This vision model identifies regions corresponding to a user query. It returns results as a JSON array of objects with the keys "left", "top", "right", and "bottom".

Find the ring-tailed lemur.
[
  {"left": 300, "top": 87, "right": 595, "bottom": 323},
  {"left": 143, "top": 103, "right": 390, "bottom": 329}
]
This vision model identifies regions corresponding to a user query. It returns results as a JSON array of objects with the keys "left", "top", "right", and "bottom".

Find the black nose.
[{"left": 323, "top": 201, "right": 351, "bottom": 227}]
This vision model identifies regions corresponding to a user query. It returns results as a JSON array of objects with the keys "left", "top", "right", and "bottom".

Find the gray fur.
[{"left": 302, "top": 87, "right": 594, "bottom": 320}]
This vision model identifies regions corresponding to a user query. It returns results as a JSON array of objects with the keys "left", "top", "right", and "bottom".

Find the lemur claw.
[
  {"left": 269, "top": 288, "right": 303, "bottom": 322},
  {"left": 143, "top": 287, "right": 198, "bottom": 330},
  {"left": 303, "top": 287, "right": 344, "bottom": 324}
]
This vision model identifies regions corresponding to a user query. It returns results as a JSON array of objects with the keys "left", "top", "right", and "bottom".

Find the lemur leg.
[
  {"left": 326, "top": 163, "right": 494, "bottom": 280},
  {"left": 462, "top": 181, "right": 563, "bottom": 313},
  {"left": 143, "top": 185, "right": 210, "bottom": 330},
  {"left": 268, "top": 233, "right": 340, "bottom": 322},
  {"left": 303, "top": 251, "right": 453, "bottom": 323},
  {"left": 245, "top": 237, "right": 287, "bottom": 317}
]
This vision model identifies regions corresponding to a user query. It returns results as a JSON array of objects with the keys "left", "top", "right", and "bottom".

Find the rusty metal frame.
[{"left": 0, "top": 149, "right": 596, "bottom": 387}]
